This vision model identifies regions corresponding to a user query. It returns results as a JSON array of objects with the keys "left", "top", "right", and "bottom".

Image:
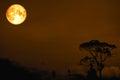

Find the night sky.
[{"left": 0, "top": 0, "right": 120, "bottom": 74}]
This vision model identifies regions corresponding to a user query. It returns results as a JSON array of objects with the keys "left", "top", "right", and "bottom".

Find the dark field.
[{"left": 0, "top": 59, "right": 119, "bottom": 80}]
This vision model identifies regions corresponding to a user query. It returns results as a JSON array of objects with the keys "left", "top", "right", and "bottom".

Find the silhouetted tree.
[{"left": 79, "top": 40, "right": 116, "bottom": 80}]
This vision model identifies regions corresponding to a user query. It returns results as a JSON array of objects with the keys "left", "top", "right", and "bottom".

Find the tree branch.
[{"left": 89, "top": 50, "right": 99, "bottom": 65}]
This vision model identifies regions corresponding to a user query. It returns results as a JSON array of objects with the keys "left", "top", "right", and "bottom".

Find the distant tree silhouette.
[
  {"left": 67, "top": 69, "right": 71, "bottom": 76},
  {"left": 79, "top": 40, "right": 116, "bottom": 80},
  {"left": 68, "top": 74, "right": 85, "bottom": 80},
  {"left": 51, "top": 70, "right": 56, "bottom": 80}
]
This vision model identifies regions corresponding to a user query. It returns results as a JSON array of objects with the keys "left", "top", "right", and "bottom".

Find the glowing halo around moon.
[{"left": 6, "top": 4, "right": 27, "bottom": 25}]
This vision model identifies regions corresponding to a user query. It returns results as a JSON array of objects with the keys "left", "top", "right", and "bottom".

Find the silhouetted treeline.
[
  {"left": 67, "top": 73, "right": 120, "bottom": 80},
  {"left": 0, "top": 58, "right": 44, "bottom": 80},
  {"left": 0, "top": 58, "right": 120, "bottom": 80}
]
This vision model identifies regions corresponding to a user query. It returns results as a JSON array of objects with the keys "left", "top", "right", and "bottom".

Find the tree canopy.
[{"left": 80, "top": 40, "right": 116, "bottom": 63}]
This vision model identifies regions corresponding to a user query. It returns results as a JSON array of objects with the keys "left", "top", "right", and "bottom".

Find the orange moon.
[{"left": 6, "top": 4, "right": 27, "bottom": 25}]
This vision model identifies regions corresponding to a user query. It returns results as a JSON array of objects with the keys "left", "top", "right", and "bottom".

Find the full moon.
[{"left": 6, "top": 4, "right": 27, "bottom": 25}]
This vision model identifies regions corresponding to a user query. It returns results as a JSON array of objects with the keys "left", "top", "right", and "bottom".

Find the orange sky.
[{"left": 0, "top": 0, "right": 120, "bottom": 73}]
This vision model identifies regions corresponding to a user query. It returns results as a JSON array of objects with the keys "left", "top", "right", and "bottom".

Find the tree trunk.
[
  {"left": 99, "top": 70, "right": 102, "bottom": 80},
  {"left": 98, "top": 63, "right": 104, "bottom": 80}
]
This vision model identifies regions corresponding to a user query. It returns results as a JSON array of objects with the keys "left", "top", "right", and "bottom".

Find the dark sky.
[{"left": 0, "top": 0, "right": 120, "bottom": 73}]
